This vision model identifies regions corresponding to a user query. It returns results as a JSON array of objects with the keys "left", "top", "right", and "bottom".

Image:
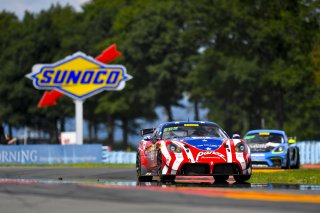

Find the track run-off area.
[{"left": 0, "top": 167, "right": 319, "bottom": 213}]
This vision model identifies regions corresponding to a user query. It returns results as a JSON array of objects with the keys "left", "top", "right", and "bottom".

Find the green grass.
[
  {"left": 249, "top": 169, "right": 320, "bottom": 185},
  {"left": 0, "top": 163, "right": 135, "bottom": 168}
]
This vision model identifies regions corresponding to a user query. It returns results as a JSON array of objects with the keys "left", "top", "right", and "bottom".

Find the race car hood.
[{"left": 180, "top": 137, "right": 224, "bottom": 150}]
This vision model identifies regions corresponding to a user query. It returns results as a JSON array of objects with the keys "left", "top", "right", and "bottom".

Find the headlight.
[
  {"left": 167, "top": 143, "right": 182, "bottom": 153},
  {"left": 273, "top": 145, "right": 285, "bottom": 153},
  {"left": 235, "top": 142, "right": 246, "bottom": 152}
]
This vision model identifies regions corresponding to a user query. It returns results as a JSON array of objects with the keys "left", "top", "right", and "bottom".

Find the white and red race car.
[{"left": 136, "top": 121, "right": 252, "bottom": 183}]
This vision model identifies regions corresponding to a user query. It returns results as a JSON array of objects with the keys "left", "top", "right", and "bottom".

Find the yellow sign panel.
[{"left": 27, "top": 52, "right": 131, "bottom": 100}]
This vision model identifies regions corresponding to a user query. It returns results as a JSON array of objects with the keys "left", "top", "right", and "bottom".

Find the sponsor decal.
[
  {"left": 0, "top": 150, "right": 38, "bottom": 162},
  {"left": 244, "top": 135, "right": 255, "bottom": 139},
  {"left": 249, "top": 142, "right": 278, "bottom": 151},
  {"left": 249, "top": 143, "right": 267, "bottom": 149},
  {"left": 196, "top": 151, "right": 226, "bottom": 161},
  {"left": 163, "top": 127, "right": 178, "bottom": 132},
  {"left": 197, "top": 143, "right": 219, "bottom": 148},
  {"left": 259, "top": 132, "right": 270, "bottom": 136},
  {"left": 184, "top": 124, "right": 199, "bottom": 127}
]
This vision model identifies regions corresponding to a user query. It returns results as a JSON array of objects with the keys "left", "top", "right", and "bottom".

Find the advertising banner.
[{"left": 0, "top": 145, "right": 102, "bottom": 164}]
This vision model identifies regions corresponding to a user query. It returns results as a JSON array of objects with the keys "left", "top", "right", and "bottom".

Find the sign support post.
[{"left": 74, "top": 99, "right": 84, "bottom": 145}]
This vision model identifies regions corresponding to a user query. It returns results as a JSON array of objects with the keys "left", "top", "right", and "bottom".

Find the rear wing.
[{"left": 140, "top": 128, "right": 155, "bottom": 136}]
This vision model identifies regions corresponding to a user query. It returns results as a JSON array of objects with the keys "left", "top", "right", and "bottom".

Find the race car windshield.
[
  {"left": 244, "top": 133, "right": 284, "bottom": 144},
  {"left": 162, "top": 124, "right": 228, "bottom": 140}
]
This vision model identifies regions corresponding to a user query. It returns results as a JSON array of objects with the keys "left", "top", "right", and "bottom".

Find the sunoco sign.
[
  {"left": 26, "top": 48, "right": 131, "bottom": 145},
  {"left": 27, "top": 51, "right": 131, "bottom": 100}
]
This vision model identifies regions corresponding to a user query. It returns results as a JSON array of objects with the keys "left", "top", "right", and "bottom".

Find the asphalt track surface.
[{"left": 0, "top": 167, "right": 319, "bottom": 213}]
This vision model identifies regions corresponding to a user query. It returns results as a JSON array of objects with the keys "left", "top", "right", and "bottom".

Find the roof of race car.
[
  {"left": 244, "top": 129, "right": 286, "bottom": 136},
  {"left": 159, "top": 121, "right": 218, "bottom": 128},
  {"left": 156, "top": 121, "right": 228, "bottom": 147}
]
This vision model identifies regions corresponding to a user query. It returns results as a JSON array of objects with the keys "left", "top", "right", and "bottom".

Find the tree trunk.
[
  {"left": 53, "top": 118, "right": 59, "bottom": 144},
  {"left": 8, "top": 123, "right": 13, "bottom": 138},
  {"left": 94, "top": 123, "right": 98, "bottom": 143},
  {"left": 164, "top": 105, "right": 173, "bottom": 121},
  {"left": 88, "top": 122, "right": 93, "bottom": 143},
  {"left": 49, "top": 118, "right": 59, "bottom": 144},
  {"left": 194, "top": 99, "right": 200, "bottom": 121},
  {"left": 106, "top": 114, "right": 115, "bottom": 146},
  {"left": 60, "top": 116, "right": 65, "bottom": 132},
  {"left": 122, "top": 117, "right": 128, "bottom": 149},
  {"left": 224, "top": 116, "right": 233, "bottom": 136},
  {"left": 275, "top": 89, "right": 284, "bottom": 129},
  {"left": 249, "top": 109, "right": 261, "bottom": 130}
]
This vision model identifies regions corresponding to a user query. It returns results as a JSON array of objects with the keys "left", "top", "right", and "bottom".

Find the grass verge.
[{"left": 250, "top": 169, "right": 320, "bottom": 184}]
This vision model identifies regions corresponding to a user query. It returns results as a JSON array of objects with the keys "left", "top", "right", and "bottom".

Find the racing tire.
[
  {"left": 285, "top": 151, "right": 291, "bottom": 169},
  {"left": 136, "top": 151, "right": 153, "bottom": 182},
  {"left": 292, "top": 150, "right": 300, "bottom": 169},
  {"left": 233, "top": 174, "right": 251, "bottom": 183},
  {"left": 213, "top": 175, "right": 229, "bottom": 183},
  {"left": 157, "top": 150, "right": 175, "bottom": 183}
]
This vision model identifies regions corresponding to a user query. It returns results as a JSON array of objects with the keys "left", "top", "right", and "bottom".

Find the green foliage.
[{"left": 0, "top": 0, "right": 319, "bottom": 145}]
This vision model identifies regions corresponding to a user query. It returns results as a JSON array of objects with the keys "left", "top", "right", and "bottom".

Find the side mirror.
[
  {"left": 288, "top": 137, "right": 296, "bottom": 144},
  {"left": 232, "top": 134, "right": 240, "bottom": 139},
  {"left": 140, "top": 128, "right": 156, "bottom": 136}
]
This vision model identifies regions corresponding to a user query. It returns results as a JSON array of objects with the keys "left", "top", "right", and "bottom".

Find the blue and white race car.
[{"left": 243, "top": 130, "right": 300, "bottom": 169}]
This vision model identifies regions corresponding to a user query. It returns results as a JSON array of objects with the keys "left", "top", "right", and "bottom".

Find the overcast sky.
[{"left": 0, "top": 0, "right": 90, "bottom": 19}]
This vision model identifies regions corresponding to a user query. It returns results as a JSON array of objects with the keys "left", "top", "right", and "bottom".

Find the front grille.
[
  {"left": 179, "top": 163, "right": 210, "bottom": 175},
  {"left": 212, "top": 163, "right": 240, "bottom": 175},
  {"left": 252, "top": 161, "right": 268, "bottom": 165},
  {"left": 252, "top": 161, "right": 269, "bottom": 168},
  {"left": 270, "top": 158, "right": 282, "bottom": 168}
]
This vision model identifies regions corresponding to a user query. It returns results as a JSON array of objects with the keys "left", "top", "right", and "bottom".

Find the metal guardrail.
[{"left": 102, "top": 141, "right": 320, "bottom": 164}]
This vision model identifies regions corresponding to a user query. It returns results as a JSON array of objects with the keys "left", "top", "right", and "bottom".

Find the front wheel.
[
  {"left": 234, "top": 174, "right": 251, "bottom": 183},
  {"left": 292, "top": 150, "right": 300, "bottom": 169},
  {"left": 136, "top": 151, "right": 153, "bottom": 182},
  {"left": 157, "top": 150, "right": 175, "bottom": 183},
  {"left": 285, "top": 151, "right": 291, "bottom": 169}
]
